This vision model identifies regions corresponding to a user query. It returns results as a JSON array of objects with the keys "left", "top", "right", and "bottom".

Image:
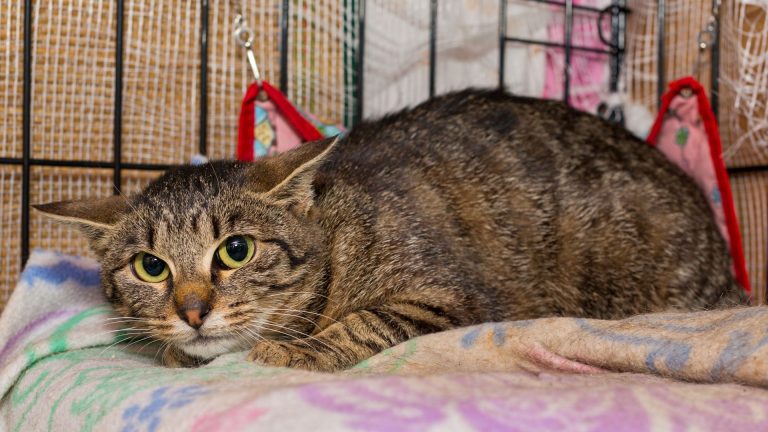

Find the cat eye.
[
  {"left": 215, "top": 235, "right": 255, "bottom": 269},
  {"left": 132, "top": 252, "right": 170, "bottom": 283}
]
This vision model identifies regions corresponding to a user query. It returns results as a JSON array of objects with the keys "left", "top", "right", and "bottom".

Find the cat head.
[{"left": 34, "top": 137, "right": 339, "bottom": 361}]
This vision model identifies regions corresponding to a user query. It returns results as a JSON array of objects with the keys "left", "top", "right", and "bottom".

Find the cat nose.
[{"left": 177, "top": 299, "right": 210, "bottom": 329}]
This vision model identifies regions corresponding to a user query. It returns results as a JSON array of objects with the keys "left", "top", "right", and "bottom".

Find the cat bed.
[{"left": 2, "top": 250, "right": 768, "bottom": 431}]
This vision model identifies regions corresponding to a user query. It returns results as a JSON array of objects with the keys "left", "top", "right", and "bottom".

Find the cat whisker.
[
  {"left": 153, "top": 339, "right": 172, "bottom": 365},
  {"left": 88, "top": 329, "right": 153, "bottom": 348},
  {"left": 132, "top": 337, "right": 161, "bottom": 356},
  {"left": 99, "top": 326, "right": 153, "bottom": 332},
  {"left": 263, "top": 309, "right": 350, "bottom": 335},
  {"left": 241, "top": 325, "right": 268, "bottom": 344},
  {"left": 252, "top": 322, "right": 301, "bottom": 341},
  {"left": 157, "top": 341, "right": 173, "bottom": 366},
  {"left": 258, "top": 321, "right": 335, "bottom": 355},
  {"left": 98, "top": 330, "right": 154, "bottom": 339},
  {"left": 113, "top": 184, "right": 142, "bottom": 217},
  {"left": 232, "top": 327, "right": 261, "bottom": 350},
  {"left": 111, "top": 333, "right": 157, "bottom": 351},
  {"left": 260, "top": 290, "right": 338, "bottom": 306},
  {"left": 101, "top": 319, "right": 153, "bottom": 326},
  {"left": 95, "top": 330, "right": 152, "bottom": 339},
  {"left": 101, "top": 317, "right": 162, "bottom": 329},
  {"left": 98, "top": 334, "right": 135, "bottom": 356},
  {"left": 208, "top": 161, "right": 222, "bottom": 195},
  {"left": 239, "top": 323, "right": 275, "bottom": 357},
  {"left": 265, "top": 310, "right": 319, "bottom": 328},
  {"left": 103, "top": 317, "right": 149, "bottom": 322},
  {"left": 96, "top": 331, "right": 155, "bottom": 356},
  {"left": 269, "top": 308, "right": 341, "bottom": 324},
  {"left": 251, "top": 332, "right": 269, "bottom": 345},
  {"left": 229, "top": 328, "right": 247, "bottom": 346},
  {"left": 102, "top": 321, "right": 158, "bottom": 329},
  {"left": 101, "top": 324, "right": 151, "bottom": 331}
]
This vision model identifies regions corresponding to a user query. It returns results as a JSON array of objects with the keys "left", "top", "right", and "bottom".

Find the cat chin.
[{"left": 176, "top": 337, "right": 241, "bottom": 359}]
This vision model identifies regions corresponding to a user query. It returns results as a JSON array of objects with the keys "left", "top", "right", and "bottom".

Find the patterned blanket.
[{"left": 1, "top": 250, "right": 768, "bottom": 431}]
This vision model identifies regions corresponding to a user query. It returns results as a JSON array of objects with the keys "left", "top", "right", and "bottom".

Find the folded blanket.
[{"left": 2, "top": 250, "right": 768, "bottom": 431}]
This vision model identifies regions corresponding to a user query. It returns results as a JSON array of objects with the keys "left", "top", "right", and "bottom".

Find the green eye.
[
  {"left": 132, "top": 252, "right": 170, "bottom": 283},
  {"left": 216, "top": 235, "right": 255, "bottom": 269}
]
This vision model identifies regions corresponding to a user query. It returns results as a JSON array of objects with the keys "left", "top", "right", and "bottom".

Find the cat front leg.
[{"left": 248, "top": 301, "right": 461, "bottom": 372}]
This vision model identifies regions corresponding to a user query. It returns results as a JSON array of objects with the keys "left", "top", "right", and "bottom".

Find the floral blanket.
[{"left": 1, "top": 250, "right": 768, "bottom": 431}]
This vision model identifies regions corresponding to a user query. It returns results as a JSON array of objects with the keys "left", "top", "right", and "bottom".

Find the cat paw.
[
  {"left": 247, "top": 340, "right": 341, "bottom": 372},
  {"left": 162, "top": 346, "right": 209, "bottom": 368},
  {"left": 162, "top": 347, "right": 190, "bottom": 368}
]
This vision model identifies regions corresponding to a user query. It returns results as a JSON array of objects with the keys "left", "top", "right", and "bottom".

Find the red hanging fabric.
[
  {"left": 237, "top": 80, "right": 323, "bottom": 162},
  {"left": 646, "top": 76, "right": 750, "bottom": 294}
]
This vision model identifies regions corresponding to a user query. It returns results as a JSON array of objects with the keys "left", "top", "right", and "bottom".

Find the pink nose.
[
  {"left": 184, "top": 308, "right": 204, "bottom": 328},
  {"left": 177, "top": 300, "right": 210, "bottom": 329}
]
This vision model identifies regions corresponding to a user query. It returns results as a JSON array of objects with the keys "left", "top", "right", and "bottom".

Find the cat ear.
[
  {"left": 33, "top": 196, "right": 129, "bottom": 249},
  {"left": 263, "top": 135, "right": 341, "bottom": 215}
]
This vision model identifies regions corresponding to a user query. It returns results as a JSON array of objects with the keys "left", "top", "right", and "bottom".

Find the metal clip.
[
  {"left": 245, "top": 46, "right": 262, "bottom": 83},
  {"left": 698, "top": 16, "right": 717, "bottom": 51},
  {"left": 233, "top": 15, "right": 254, "bottom": 48},
  {"left": 233, "top": 15, "right": 261, "bottom": 83},
  {"left": 692, "top": 11, "right": 718, "bottom": 82}
]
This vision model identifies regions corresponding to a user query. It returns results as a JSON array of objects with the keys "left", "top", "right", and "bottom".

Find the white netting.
[
  {"left": 0, "top": 1, "right": 355, "bottom": 309},
  {"left": 362, "top": 0, "right": 613, "bottom": 118},
  {"left": 623, "top": 0, "right": 715, "bottom": 111},
  {"left": 720, "top": 1, "right": 768, "bottom": 167},
  {"left": 623, "top": 0, "right": 768, "bottom": 161},
  {"left": 1, "top": 1, "right": 767, "bottom": 308}
]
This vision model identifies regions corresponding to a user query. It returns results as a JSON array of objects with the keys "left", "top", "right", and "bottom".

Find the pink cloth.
[
  {"left": 647, "top": 77, "right": 750, "bottom": 293},
  {"left": 542, "top": 0, "right": 609, "bottom": 111},
  {"left": 253, "top": 100, "right": 304, "bottom": 157},
  {"left": 653, "top": 94, "right": 730, "bottom": 249}
]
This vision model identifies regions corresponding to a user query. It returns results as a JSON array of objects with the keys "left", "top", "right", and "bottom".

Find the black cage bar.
[
  {"left": 21, "top": 0, "right": 33, "bottom": 266},
  {"left": 498, "top": 0, "right": 630, "bottom": 103},
  {"left": 18, "top": 1, "right": 189, "bottom": 266},
  {"left": 113, "top": 0, "right": 125, "bottom": 194},
  {"left": 11, "top": 0, "right": 748, "bottom": 270}
]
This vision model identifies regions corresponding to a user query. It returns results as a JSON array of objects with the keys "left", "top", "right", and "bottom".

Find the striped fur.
[{"left": 35, "top": 89, "right": 747, "bottom": 371}]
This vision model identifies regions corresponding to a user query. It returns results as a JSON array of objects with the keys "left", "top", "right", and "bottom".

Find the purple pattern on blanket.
[
  {"left": 458, "top": 388, "right": 649, "bottom": 432},
  {"left": 300, "top": 377, "right": 445, "bottom": 431},
  {"left": 299, "top": 374, "right": 654, "bottom": 432},
  {"left": 647, "top": 385, "right": 768, "bottom": 431},
  {"left": 6, "top": 251, "right": 768, "bottom": 432},
  {"left": 0, "top": 309, "right": 78, "bottom": 363}
]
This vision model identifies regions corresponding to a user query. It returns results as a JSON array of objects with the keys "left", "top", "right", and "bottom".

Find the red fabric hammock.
[
  {"left": 236, "top": 81, "right": 323, "bottom": 162},
  {"left": 646, "top": 76, "right": 750, "bottom": 294}
]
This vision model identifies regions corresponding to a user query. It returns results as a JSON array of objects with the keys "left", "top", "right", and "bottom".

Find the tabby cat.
[{"left": 36, "top": 89, "right": 747, "bottom": 371}]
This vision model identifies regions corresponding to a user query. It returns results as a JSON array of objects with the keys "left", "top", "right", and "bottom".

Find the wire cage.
[
  {"left": 0, "top": 1, "right": 363, "bottom": 309},
  {"left": 1, "top": 0, "right": 767, "bottom": 310}
]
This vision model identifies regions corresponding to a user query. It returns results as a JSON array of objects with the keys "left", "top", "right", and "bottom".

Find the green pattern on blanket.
[
  {"left": 3, "top": 250, "right": 768, "bottom": 431},
  {"left": 24, "top": 307, "right": 113, "bottom": 366},
  {"left": 12, "top": 347, "right": 286, "bottom": 432}
]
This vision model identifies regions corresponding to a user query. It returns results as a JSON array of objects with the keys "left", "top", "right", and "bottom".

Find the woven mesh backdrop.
[
  {"left": 361, "top": 0, "right": 768, "bottom": 302},
  {"left": 1, "top": 1, "right": 767, "bottom": 309},
  {"left": 0, "top": 1, "right": 357, "bottom": 309},
  {"left": 621, "top": 0, "right": 768, "bottom": 303}
]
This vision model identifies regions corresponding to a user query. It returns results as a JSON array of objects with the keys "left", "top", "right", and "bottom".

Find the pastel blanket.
[{"left": 2, "top": 250, "right": 768, "bottom": 431}]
